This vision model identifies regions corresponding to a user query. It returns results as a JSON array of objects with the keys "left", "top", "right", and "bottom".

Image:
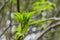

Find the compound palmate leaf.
[{"left": 14, "top": 11, "right": 35, "bottom": 40}]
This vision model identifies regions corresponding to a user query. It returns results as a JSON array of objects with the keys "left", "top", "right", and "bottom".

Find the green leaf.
[
  {"left": 33, "top": 0, "right": 56, "bottom": 11},
  {"left": 15, "top": 24, "right": 21, "bottom": 33},
  {"left": 4, "top": 6, "right": 9, "bottom": 11},
  {"left": 22, "top": 12, "right": 28, "bottom": 24},
  {"left": 9, "top": 0, "right": 16, "bottom": 4},
  {"left": 15, "top": 32, "right": 23, "bottom": 40},
  {"left": 14, "top": 12, "right": 23, "bottom": 22},
  {"left": 51, "top": 3, "right": 56, "bottom": 8},
  {"left": 27, "top": 11, "right": 35, "bottom": 23},
  {"left": 22, "top": 25, "right": 28, "bottom": 34},
  {"left": 27, "top": 11, "right": 35, "bottom": 18},
  {"left": 41, "top": 0, "right": 46, "bottom": 2},
  {"left": 22, "top": 12, "right": 27, "bottom": 20},
  {"left": 30, "top": 20, "right": 39, "bottom": 25}
]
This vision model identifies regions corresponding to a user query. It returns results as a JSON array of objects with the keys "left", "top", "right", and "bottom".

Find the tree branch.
[
  {"left": 30, "top": 17, "right": 60, "bottom": 25},
  {"left": 0, "top": 0, "right": 9, "bottom": 12},
  {"left": 0, "top": 17, "right": 60, "bottom": 38},
  {"left": 34, "top": 22, "right": 60, "bottom": 40},
  {"left": 17, "top": 0, "right": 20, "bottom": 12},
  {"left": 0, "top": 24, "right": 18, "bottom": 38}
]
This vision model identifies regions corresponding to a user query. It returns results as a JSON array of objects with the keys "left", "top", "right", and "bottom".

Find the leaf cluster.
[
  {"left": 14, "top": 0, "right": 56, "bottom": 40},
  {"left": 14, "top": 11, "right": 35, "bottom": 40},
  {"left": 33, "top": 0, "right": 56, "bottom": 11}
]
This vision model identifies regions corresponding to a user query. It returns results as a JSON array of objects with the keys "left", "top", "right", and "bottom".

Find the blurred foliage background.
[{"left": 0, "top": 0, "right": 60, "bottom": 40}]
